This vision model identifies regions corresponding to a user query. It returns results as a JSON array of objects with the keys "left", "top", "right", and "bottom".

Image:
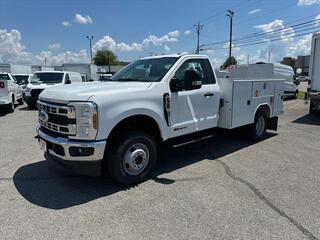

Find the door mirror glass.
[
  {"left": 65, "top": 79, "right": 71, "bottom": 84},
  {"left": 184, "top": 70, "right": 202, "bottom": 90}
]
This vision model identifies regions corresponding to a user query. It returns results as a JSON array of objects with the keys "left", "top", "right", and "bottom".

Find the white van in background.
[
  {"left": 25, "top": 71, "right": 83, "bottom": 108},
  {"left": 0, "top": 72, "right": 23, "bottom": 112},
  {"left": 225, "top": 63, "right": 299, "bottom": 99}
]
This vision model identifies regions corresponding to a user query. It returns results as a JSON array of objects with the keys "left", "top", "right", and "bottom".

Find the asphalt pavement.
[{"left": 0, "top": 100, "right": 319, "bottom": 240}]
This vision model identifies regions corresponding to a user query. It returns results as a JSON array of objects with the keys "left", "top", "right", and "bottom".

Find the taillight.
[{"left": 0, "top": 82, "right": 4, "bottom": 88}]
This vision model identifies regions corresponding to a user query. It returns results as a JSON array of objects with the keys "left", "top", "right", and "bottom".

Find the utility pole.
[
  {"left": 247, "top": 55, "right": 250, "bottom": 65},
  {"left": 86, "top": 36, "right": 94, "bottom": 63},
  {"left": 194, "top": 22, "right": 203, "bottom": 54},
  {"left": 268, "top": 51, "right": 271, "bottom": 62},
  {"left": 226, "top": 10, "right": 234, "bottom": 66}
]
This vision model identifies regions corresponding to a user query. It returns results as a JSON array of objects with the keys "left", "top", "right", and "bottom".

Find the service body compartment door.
[
  {"left": 273, "top": 81, "right": 284, "bottom": 116},
  {"left": 231, "top": 81, "right": 253, "bottom": 128}
]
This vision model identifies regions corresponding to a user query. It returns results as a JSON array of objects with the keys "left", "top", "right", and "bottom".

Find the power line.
[
  {"left": 202, "top": 17, "right": 320, "bottom": 47},
  {"left": 200, "top": 28, "right": 320, "bottom": 51}
]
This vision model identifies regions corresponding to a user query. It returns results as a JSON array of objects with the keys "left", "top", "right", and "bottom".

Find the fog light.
[{"left": 69, "top": 147, "right": 94, "bottom": 157}]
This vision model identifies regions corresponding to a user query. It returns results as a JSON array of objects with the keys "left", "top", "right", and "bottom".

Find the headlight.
[
  {"left": 68, "top": 102, "right": 98, "bottom": 140},
  {"left": 26, "top": 87, "right": 31, "bottom": 92}
]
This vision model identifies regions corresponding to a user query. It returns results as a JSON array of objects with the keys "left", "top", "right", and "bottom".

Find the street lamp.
[
  {"left": 226, "top": 10, "right": 234, "bottom": 67},
  {"left": 86, "top": 36, "right": 94, "bottom": 63}
]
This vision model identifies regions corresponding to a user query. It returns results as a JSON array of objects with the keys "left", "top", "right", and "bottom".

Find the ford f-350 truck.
[{"left": 36, "top": 54, "right": 284, "bottom": 185}]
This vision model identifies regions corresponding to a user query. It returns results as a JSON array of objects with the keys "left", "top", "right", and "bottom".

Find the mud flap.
[{"left": 267, "top": 117, "right": 278, "bottom": 131}]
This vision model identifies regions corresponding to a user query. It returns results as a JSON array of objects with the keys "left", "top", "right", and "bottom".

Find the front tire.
[
  {"left": 248, "top": 111, "right": 267, "bottom": 142},
  {"left": 104, "top": 131, "right": 157, "bottom": 186}
]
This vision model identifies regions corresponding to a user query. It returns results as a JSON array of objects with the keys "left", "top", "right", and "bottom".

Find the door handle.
[{"left": 204, "top": 92, "right": 214, "bottom": 97}]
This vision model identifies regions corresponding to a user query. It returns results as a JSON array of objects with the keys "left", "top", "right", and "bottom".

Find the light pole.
[
  {"left": 226, "top": 10, "right": 234, "bottom": 67},
  {"left": 86, "top": 36, "right": 94, "bottom": 63}
]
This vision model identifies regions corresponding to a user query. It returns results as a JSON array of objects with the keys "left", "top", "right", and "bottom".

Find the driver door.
[{"left": 169, "top": 58, "right": 220, "bottom": 138}]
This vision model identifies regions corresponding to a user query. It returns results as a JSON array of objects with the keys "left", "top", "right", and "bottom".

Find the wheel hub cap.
[{"left": 123, "top": 143, "right": 149, "bottom": 175}]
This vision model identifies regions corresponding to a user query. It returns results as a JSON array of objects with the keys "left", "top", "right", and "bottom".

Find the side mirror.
[
  {"left": 21, "top": 79, "right": 26, "bottom": 85},
  {"left": 65, "top": 79, "right": 71, "bottom": 84},
  {"left": 294, "top": 79, "right": 300, "bottom": 86},
  {"left": 184, "top": 70, "right": 202, "bottom": 90}
]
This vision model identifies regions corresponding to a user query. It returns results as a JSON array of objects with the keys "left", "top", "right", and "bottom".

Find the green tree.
[
  {"left": 93, "top": 50, "right": 120, "bottom": 66},
  {"left": 220, "top": 56, "right": 238, "bottom": 69}
]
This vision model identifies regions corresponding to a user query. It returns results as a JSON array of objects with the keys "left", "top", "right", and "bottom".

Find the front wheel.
[
  {"left": 104, "top": 131, "right": 157, "bottom": 186},
  {"left": 248, "top": 111, "right": 267, "bottom": 142}
]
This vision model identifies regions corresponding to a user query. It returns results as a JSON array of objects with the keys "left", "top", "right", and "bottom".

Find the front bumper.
[
  {"left": 25, "top": 95, "right": 38, "bottom": 105},
  {"left": 37, "top": 128, "right": 106, "bottom": 162}
]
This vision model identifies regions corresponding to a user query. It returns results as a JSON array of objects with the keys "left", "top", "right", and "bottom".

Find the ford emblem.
[{"left": 39, "top": 110, "right": 49, "bottom": 123}]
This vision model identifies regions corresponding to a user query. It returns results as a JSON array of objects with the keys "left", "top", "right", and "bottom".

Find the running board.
[{"left": 172, "top": 134, "right": 216, "bottom": 148}]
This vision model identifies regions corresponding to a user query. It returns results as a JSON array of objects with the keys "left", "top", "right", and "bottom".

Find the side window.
[{"left": 173, "top": 59, "right": 214, "bottom": 85}]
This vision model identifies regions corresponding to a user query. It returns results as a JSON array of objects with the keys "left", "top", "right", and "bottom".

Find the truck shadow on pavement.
[
  {"left": 292, "top": 113, "right": 320, "bottom": 126},
  {"left": 13, "top": 132, "right": 276, "bottom": 210}
]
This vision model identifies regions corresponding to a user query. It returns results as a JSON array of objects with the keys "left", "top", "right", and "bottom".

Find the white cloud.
[
  {"left": 248, "top": 9, "right": 261, "bottom": 15},
  {"left": 35, "top": 49, "right": 89, "bottom": 65},
  {"left": 184, "top": 30, "right": 191, "bottom": 35},
  {"left": 287, "top": 34, "right": 313, "bottom": 56},
  {"left": 297, "top": 0, "right": 320, "bottom": 6},
  {"left": 74, "top": 13, "right": 93, "bottom": 24},
  {"left": 62, "top": 21, "right": 72, "bottom": 27},
  {"left": 48, "top": 43, "right": 63, "bottom": 50},
  {"left": 164, "top": 45, "right": 170, "bottom": 52},
  {"left": 93, "top": 35, "right": 143, "bottom": 52},
  {"left": 316, "top": 14, "right": 320, "bottom": 26},
  {"left": 142, "top": 30, "right": 180, "bottom": 46},
  {"left": 0, "top": 29, "right": 32, "bottom": 64},
  {"left": 255, "top": 19, "right": 295, "bottom": 43}
]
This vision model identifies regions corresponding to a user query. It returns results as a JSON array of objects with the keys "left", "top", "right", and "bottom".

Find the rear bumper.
[
  {"left": 37, "top": 128, "right": 106, "bottom": 175},
  {"left": 0, "top": 96, "right": 11, "bottom": 105}
]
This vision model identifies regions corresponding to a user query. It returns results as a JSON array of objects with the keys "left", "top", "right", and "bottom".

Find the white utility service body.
[
  {"left": 36, "top": 54, "right": 285, "bottom": 185},
  {"left": 0, "top": 72, "right": 23, "bottom": 112},
  {"left": 62, "top": 63, "right": 99, "bottom": 81},
  {"left": 25, "top": 71, "right": 83, "bottom": 108},
  {"left": 308, "top": 33, "right": 320, "bottom": 113}
]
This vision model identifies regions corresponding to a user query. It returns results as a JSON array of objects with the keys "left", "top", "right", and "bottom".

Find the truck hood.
[{"left": 39, "top": 81, "right": 153, "bottom": 103}]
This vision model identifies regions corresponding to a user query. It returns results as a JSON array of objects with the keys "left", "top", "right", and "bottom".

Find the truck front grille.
[
  {"left": 38, "top": 101, "right": 76, "bottom": 136},
  {"left": 31, "top": 89, "right": 44, "bottom": 98}
]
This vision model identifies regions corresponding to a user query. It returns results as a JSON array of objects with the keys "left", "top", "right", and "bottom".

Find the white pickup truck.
[
  {"left": 36, "top": 54, "right": 284, "bottom": 185},
  {"left": 0, "top": 72, "right": 23, "bottom": 112}
]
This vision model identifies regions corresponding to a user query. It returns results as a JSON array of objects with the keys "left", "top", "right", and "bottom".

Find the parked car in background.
[
  {"left": 98, "top": 73, "right": 113, "bottom": 81},
  {"left": 297, "top": 76, "right": 309, "bottom": 82},
  {"left": 12, "top": 74, "right": 33, "bottom": 100},
  {"left": 0, "top": 72, "right": 23, "bottom": 112},
  {"left": 25, "top": 71, "right": 83, "bottom": 109}
]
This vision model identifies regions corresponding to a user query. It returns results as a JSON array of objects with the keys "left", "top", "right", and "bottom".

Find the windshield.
[
  {"left": 110, "top": 57, "right": 178, "bottom": 82},
  {"left": 13, "top": 75, "right": 29, "bottom": 84},
  {"left": 31, "top": 72, "right": 64, "bottom": 84},
  {"left": 0, "top": 74, "right": 10, "bottom": 80}
]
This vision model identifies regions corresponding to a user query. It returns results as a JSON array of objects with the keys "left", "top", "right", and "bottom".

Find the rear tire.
[
  {"left": 248, "top": 111, "right": 267, "bottom": 142},
  {"left": 6, "top": 96, "right": 15, "bottom": 113},
  {"left": 27, "top": 103, "right": 37, "bottom": 109},
  {"left": 17, "top": 98, "right": 23, "bottom": 105},
  {"left": 104, "top": 131, "right": 157, "bottom": 186},
  {"left": 309, "top": 100, "right": 316, "bottom": 114}
]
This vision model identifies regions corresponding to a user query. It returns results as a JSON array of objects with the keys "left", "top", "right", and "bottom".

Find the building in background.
[{"left": 281, "top": 55, "right": 310, "bottom": 76}]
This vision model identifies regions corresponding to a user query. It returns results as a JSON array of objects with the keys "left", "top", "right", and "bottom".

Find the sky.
[{"left": 0, "top": 0, "right": 319, "bottom": 67}]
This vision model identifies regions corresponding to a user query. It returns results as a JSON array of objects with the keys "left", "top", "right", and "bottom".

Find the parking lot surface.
[{"left": 0, "top": 100, "right": 320, "bottom": 240}]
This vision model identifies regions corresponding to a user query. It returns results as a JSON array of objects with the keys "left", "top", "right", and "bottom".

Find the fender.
[
  {"left": 96, "top": 102, "right": 169, "bottom": 141},
  {"left": 254, "top": 103, "right": 271, "bottom": 120}
]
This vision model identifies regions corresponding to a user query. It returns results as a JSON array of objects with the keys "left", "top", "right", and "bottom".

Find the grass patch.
[{"left": 297, "top": 91, "right": 307, "bottom": 100}]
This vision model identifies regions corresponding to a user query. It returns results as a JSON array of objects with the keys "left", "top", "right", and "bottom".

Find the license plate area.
[{"left": 39, "top": 138, "right": 47, "bottom": 152}]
